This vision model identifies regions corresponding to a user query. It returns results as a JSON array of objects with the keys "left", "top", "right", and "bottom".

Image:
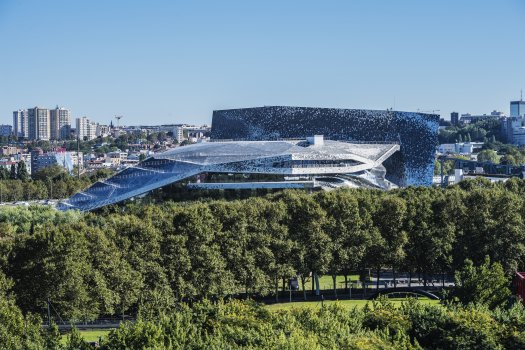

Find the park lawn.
[
  {"left": 61, "top": 329, "right": 111, "bottom": 344},
  {"left": 236, "top": 275, "right": 361, "bottom": 295},
  {"left": 295, "top": 275, "right": 360, "bottom": 292},
  {"left": 266, "top": 298, "right": 441, "bottom": 311},
  {"left": 317, "top": 275, "right": 360, "bottom": 291}
]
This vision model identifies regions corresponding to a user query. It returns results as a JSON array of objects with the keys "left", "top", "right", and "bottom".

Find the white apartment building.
[
  {"left": 173, "top": 125, "right": 184, "bottom": 142},
  {"left": 96, "top": 124, "right": 111, "bottom": 137},
  {"left": 76, "top": 117, "right": 98, "bottom": 140},
  {"left": 13, "top": 109, "right": 28, "bottom": 138},
  {"left": 437, "top": 142, "right": 483, "bottom": 155},
  {"left": 27, "top": 107, "right": 50, "bottom": 140},
  {"left": 14, "top": 106, "right": 71, "bottom": 140},
  {"left": 50, "top": 106, "right": 71, "bottom": 140}
]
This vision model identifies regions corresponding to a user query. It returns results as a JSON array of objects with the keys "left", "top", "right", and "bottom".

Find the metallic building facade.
[
  {"left": 59, "top": 139, "right": 399, "bottom": 211},
  {"left": 211, "top": 107, "right": 439, "bottom": 186}
]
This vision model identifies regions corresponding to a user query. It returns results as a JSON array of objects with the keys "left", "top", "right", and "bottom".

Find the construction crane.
[
  {"left": 417, "top": 109, "right": 440, "bottom": 114},
  {"left": 114, "top": 115, "right": 123, "bottom": 128}
]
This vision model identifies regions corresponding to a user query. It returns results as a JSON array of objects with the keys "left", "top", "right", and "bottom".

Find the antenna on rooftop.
[{"left": 521, "top": 89, "right": 523, "bottom": 101}]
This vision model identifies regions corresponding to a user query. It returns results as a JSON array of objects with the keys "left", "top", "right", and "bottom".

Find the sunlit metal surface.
[{"left": 59, "top": 139, "right": 399, "bottom": 211}]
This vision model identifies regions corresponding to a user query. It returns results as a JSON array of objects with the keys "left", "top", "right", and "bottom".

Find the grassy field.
[
  {"left": 266, "top": 298, "right": 441, "bottom": 311},
  {"left": 292, "top": 275, "right": 361, "bottom": 292},
  {"left": 317, "top": 275, "right": 361, "bottom": 290},
  {"left": 61, "top": 329, "right": 111, "bottom": 344}
]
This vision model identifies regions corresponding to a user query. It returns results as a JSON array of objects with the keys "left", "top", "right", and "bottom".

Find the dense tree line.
[
  {"left": 1, "top": 179, "right": 525, "bottom": 324},
  {"left": 61, "top": 131, "right": 174, "bottom": 154},
  {"left": 438, "top": 119, "right": 525, "bottom": 167},
  {"left": 2, "top": 296, "right": 525, "bottom": 349},
  {"left": 438, "top": 119, "right": 502, "bottom": 144},
  {"left": 0, "top": 166, "right": 113, "bottom": 202},
  {"left": 93, "top": 299, "right": 525, "bottom": 349}
]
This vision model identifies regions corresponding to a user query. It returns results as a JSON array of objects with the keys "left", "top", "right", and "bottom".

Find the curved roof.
[
  {"left": 153, "top": 140, "right": 397, "bottom": 164},
  {"left": 59, "top": 139, "right": 399, "bottom": 212}
]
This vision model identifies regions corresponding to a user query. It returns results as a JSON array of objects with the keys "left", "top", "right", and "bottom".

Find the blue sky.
[{"left": 0, "top": 0, "right": 524, "bottom": 125}]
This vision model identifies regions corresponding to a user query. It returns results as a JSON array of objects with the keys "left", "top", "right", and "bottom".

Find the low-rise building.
[
  {"left": 96, "top": 124, "right": 111, "bottom": 137},
  {"left": 0, "top": 159, "right": 18, "bottom": 173},
  {"left": 460, "top": 110, "right": 505, "bottom": 124},
  {"left": 86, "top": 159, "right": 113, "bottom": 169},
  {"left": 105, "top": 151, "right": 127, "bottom": 166},
  {"left": 0, "top": 146, "right": 21, "bottom": 156},
  {"left": 0, "top": 125, "right": 13, "bottom": 137},
  {"left": 31, "top": 151, "right": 75, "bottom": 174},
  {"left": 437, "top": 142, "right": 484, "bottom": 155}
]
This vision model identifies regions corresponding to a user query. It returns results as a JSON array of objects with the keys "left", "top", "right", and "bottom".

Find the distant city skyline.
[{"left": 0, "top": 0, "right": 524, "bottom": 125}]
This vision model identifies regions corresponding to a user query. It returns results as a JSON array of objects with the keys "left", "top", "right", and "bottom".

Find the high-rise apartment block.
[
  {"left": 13, "top": 109, "right": 29, "bottom": 138},
  {"left": 14, "top": 106, "right": 71, "bottom": 140},
  {"left": 76, "top": 117, "right": 98, "bottom": 140},
  {"left": 50, "top": 106, "right": 72, "bottom": 140},
  {"left": 27, "top": 107, "right": 51, "bottom": 141}
]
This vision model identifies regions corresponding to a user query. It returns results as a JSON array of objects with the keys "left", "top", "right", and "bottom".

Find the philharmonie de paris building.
[{"left": 59, "top": 107, "right": 439, "bottom": 211}]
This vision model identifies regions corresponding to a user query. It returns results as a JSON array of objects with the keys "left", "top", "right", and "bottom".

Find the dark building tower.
[
  {"left": 510, "top": 90, "right": 525, "bottom": 118},
  {"left": 451, "top": 112, "right": 459, "bottom": 126}
]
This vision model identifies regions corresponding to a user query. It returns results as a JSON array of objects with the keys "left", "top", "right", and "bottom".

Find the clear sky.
[{"left": 0, "top": 0, "right": 524, "bottom": 126}]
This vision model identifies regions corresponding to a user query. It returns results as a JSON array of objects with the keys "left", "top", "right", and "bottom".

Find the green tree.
[
  {"left": 16, "top": 161, "right": 29, "bottom": 181},
  {"left": 63, "top": 326, "right": 91, "bottom": 350},
  {"left": 451, "top": 256, "right": 511, "bottom": 309},
  {"left": 402, "top": 188, "right": 458, "bottom": 287},
  {"left": 0, "top": 270, "right": 48, "bottom": 349},
  {"left": 9, "top": 164, "right": 16, "bottom": 180},
  {"left": 453, "top": 187, "right": 525, "bottom": 273},
  {"left": 477, "top": 149, "right": 499, "bottom": 163},
  {"left": 316, "top": 190, "right": 373, "bottom": 297},
  {"left": 8, "top": 223, "right": 98, "bottom": 321},
  {"left": 31, "top": 164, "right": 67, "bottom": 181},
  {"left": 372, "top": 195, "right": 408, "bottom": 289},
  {"left": 0, "top": 167, "right": 9, "bottom": 180},
  {"left": 282, "top": 191, "right": 331, "bottom": 299},
  {"left": 244, "top": 198, "right": 294, "bottom": 299},
  {"left": 162, "top": 230, "right": 192, "bottom": 301},
  {"left": 209, "top": 201, "right": 254, "bottom": 295},
  {"left": 172, "top": 203, "right": 234, "bottom": 298},
  {"left": 434, "top": 159, "right": 455, "bottom": 176}
]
